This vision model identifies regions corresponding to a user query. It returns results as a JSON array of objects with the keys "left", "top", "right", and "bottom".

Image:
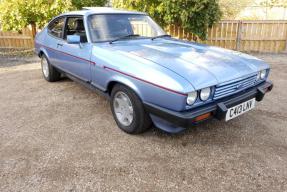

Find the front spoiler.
[{"left": 144, "top": 81, "right": 273, "bottom": 129}]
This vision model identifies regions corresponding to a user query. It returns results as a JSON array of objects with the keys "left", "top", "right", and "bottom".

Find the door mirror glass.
[{"left": 67, "top": 35, "right": 81, "bottom": 44}]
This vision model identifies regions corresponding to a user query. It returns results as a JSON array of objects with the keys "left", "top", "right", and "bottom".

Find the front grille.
[{"left": 214, "top": 74, "right": 257, "bottom": 100}]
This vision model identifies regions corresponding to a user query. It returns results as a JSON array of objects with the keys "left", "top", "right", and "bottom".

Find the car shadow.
[{"left": 138, "top": 116, "right": 256, "bottom": 148}]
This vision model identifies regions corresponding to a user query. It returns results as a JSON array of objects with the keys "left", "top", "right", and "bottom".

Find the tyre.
[
  {"left": 110, "top": 84, "right": 152, "bottom": 134},
  {"left": 41, "top": 54, "right": 61, "bottom": 82}
]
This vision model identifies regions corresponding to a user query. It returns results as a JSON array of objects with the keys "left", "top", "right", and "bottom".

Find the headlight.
[
  {"left": 260, "top": 69, "right": 267, "bottom": 79},
  {"left": 200, "top": 87, "right": 211, "bottom": 101},
  {"left": 256, "top": 72, "right": 261, "bottom": 81},
  {"left": 187, "top": 91, "right": 197, "bottom": 105}
]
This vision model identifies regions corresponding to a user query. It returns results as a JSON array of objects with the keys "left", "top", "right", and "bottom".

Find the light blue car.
[{"left": 35, "top": 7, "right": 273, "bottom": 134}]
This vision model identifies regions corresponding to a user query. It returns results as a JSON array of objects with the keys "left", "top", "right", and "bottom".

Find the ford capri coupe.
[{"left": 35, "top": 7, "right": 273, "bottom": 134}]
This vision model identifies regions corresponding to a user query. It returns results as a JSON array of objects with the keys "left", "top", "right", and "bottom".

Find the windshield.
[{"left": 88, "top": 14, "right": 166, "bottom": 42}]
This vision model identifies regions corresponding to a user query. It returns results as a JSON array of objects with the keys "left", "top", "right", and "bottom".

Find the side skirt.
[{"left": 57, "top": 68, "right": 110, "bottom": 100}]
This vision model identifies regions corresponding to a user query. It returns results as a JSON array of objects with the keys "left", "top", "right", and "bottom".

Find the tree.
[
  {"left": 260, "top": 0, "right": 287, "bottom": 8},
  {"left": 113, "top": 0, "right": 222, "bottom": 40},
  {"left": 113, "top": 0, "right": 165, "bottom": 27},
  {"left": 0, "top": 0, "right": 108, "bottom": 37},
  {"left": 71, "top": 0, "right": 108, "bottom": 9},
  {"left": 219, "top": 0, "right": 255, "bottom": 19},
  {"left": 0, "top": 0, "right": 72, "bottom": 37}
]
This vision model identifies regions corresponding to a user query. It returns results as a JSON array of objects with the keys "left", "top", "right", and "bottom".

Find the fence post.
[
  {"left": 236, "top": 21, "right": 243, "bottom": 51},
  {"left": 285, "top": 22, "right": 287, "bottom": 52}
]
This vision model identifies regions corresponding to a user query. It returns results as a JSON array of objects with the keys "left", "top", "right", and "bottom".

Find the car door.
[
  {"left": 58, "top": 16, "right": 92, "bottom": 82},
  {"left": 45, "top": 16, "right": 66, "bottom": 68}
]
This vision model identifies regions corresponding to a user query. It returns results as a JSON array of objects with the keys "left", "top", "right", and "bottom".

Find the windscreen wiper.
[
  {"left": 151, "top": 34, "right": 171, "bottom": 40},
  {"left": 109, "top": 34, "right": 140, "bottom": 44}
]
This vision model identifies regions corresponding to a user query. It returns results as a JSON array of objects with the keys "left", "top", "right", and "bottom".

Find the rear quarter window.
[{"left": 48, "top": 17, "right": 65, "bottom": 39}]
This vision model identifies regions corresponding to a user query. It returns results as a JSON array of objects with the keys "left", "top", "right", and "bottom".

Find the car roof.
[{"left": 60, "top": 7, "right": 147, "bottom": 17}]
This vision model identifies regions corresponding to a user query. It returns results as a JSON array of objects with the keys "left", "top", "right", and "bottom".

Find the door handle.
[{"left": 57, "top": 43, "right": 63, "bottom": 47}]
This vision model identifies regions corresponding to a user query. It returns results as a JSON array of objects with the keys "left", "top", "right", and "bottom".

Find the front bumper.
[{"left": 144, "top": 81, "right": 273, "bottom": 129}]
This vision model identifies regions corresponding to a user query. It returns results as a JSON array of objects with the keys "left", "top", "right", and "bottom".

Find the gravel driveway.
[{"left": 0, "top": 54, "right": 287, "bottom": 192}]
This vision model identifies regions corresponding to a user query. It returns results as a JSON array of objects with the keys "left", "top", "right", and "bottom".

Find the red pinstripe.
[
  {"left": 103, "top": 66, "right": 187, "bottom": 96},
  {"left": 36, "top": 42, "right": 187, "bottom": 96},
  {"left": 36, "top": 42, "right": 96, "bottom": 65}
]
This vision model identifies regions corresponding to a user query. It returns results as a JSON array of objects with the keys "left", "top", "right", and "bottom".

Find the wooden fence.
[
  {"left": 0, "top": 27, "right": 34, "bottom": 49},
  {"left": 167, "top": 20, "right": 287, "bottom": 53},
  {"left": 1, "top": 20, "right": 287, "bottom": 53}
]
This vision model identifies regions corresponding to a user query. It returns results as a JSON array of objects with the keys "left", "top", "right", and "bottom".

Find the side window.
[
  {"left": 64, "top": 17, "right": 87, "bottom": 42},
  {"left": 48, "top": 17, "right": 65, "bottom": 39}
]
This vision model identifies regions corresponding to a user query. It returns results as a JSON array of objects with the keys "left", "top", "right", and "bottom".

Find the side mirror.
[{"left": 67, "top": 35, "right": 81, "bottom": 44}]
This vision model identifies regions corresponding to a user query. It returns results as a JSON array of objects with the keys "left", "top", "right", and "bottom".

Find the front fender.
[
  {"left": 106, "top": 74, "right": 143, "bottom": 98},
  {"left": 91, "top": 44, "right": 193, "bottom": 111},
  {"left": 103, "top": 68, "right": 189, "bottom": 112}
]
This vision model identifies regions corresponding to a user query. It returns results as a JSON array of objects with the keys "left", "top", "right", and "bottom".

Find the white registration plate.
[{"left": 226, "top": 98, "right": 256, "bottom": 121}]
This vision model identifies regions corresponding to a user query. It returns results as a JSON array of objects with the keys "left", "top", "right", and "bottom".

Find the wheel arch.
[
  {"left": 106, "top": 78, "right": 143, "bottom": 101},
  {"left": 38, "top": 50, "right": 44, "bottom": 57}
]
